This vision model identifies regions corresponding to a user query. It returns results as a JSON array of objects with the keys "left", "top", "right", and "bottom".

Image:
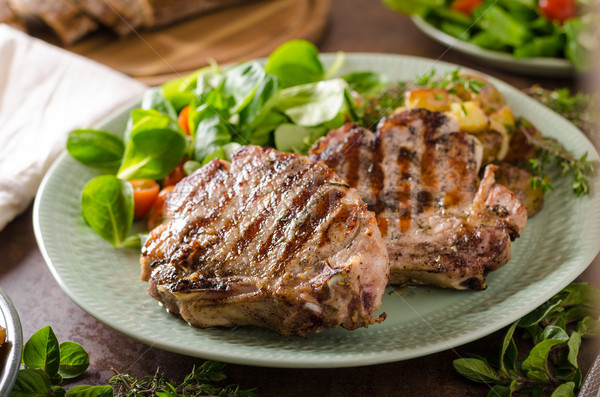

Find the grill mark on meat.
[
  {"left": 255, "top": 173, "right": 328, "bottom": 264},
  {"left": 232, "top": 160, "right": 304, "bottom": 256},
  {"left": 397, "top": 146, "right": 413, "bottom": 233},
  {"left": 344, "top": 131, "right": 362, "bottom": 188},
  {"left": 369, "top": 131, "right": 385, "bottom": 214},
  {"left": 279, "top": 190, "right": 346, "bottom": 273},
  {"left": 319, "top": 203, "right": 356, "bottom": 248}
]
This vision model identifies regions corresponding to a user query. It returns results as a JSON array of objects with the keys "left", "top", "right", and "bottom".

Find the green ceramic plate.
[
  {"left": 412, "top": 16, "right": 575, "bottom": 78},
  {"left": 33, "top": 54, "right": 600, "bottom": 368}
]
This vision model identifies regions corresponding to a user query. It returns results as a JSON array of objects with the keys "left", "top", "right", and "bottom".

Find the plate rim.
[{"left": 33, "top": 52, "right": 600, "bottom": 368}]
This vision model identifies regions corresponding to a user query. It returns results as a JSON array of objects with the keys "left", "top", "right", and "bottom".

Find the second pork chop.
[{"left": 309, "top": 108, "right": 527, "bottom": 290}]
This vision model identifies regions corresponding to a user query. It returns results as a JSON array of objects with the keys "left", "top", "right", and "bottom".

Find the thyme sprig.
[
  {"left": 415, "top": 69, "right": 485, "bottom": 95},
  {"left": 109, "top": 362, "right": 257, "bottom": 397},
  {"left": 519, "top": 121, "right": 596, "bottom": 197},
  {"left": 523, "top": 86, "right": 599, "bottom": 140}
]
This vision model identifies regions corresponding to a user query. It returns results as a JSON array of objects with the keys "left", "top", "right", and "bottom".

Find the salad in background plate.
[{"left": 383, "top": 0, "right": 598, "bottom": 72}]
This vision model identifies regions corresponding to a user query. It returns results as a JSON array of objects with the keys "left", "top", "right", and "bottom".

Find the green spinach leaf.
[
  {"left": 81, "top": 175, "right": 133, "bottom": 248},
  {"left": 66, "top": 130, "right": 124, "bottom": 171}
]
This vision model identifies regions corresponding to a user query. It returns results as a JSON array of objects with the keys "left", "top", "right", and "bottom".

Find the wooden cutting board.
[{"left": 67, "top": 0, "right": 330, "bottom": 86}]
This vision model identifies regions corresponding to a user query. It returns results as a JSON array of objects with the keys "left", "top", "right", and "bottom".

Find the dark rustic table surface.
[{"left": 1, "top": 0, "right": 598, "bottom": 396}]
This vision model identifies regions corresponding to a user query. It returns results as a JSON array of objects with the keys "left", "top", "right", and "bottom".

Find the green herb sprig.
[
  {"left": 524, "top": 86, "right": 599, "bottom": 140},
  {"left": 415, "top": 69, "right": 485, "bottom": 95},
  {"left": 518, "top": 121, "right": 596, "bottom": 197},
  {"left": 453, "top": 283, "right": 600, "bottom": 397},
  {"left": 108, "top": 362, "right": 256, "bottom": 397},
  {"left": 10, "top": 326, "right": 256, "bottom": 397}
]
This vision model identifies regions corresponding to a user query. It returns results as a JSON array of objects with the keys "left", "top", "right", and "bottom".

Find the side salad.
[
  {"left": 383, "top": 0, "right": 598, "bottom": 70},
  {"left": 66, "top": 40, "right": 595, "bottom": 248}
]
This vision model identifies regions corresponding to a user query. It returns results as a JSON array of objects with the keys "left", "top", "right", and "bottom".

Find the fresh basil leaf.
[
  {"left": 500, "top": 322, "right": 519, "bottom": 374},
  {"left": 550, "top": 382, "right": 576, "bottom": 397},
  {"left": 10, "top": 369, "right": 52, "bottom": 397},
  {"left": 274, "top": 79, "right": 349, "bottom": 126},
  {"left": 49, "top": 373, "right": 63, "bottom": 386},
  {"left": 342, "top": 71, "right": 388, "bottom": 97},
  {"left": 577, "top": 315, "right": 600, "bottom": 336},
  {"left": 563, "top": 306, "right": 593, "bottom": 324},
  {"left": 265, "top": 40, "right": 323, "bottom": 88},
  {"left": 526, "top": 370, "right": 550, "bottom": 382},
  {"left": 522, "top": 339, "right": 567, "bottom": 379},
  {"left": 52, "top": 386, "right": 66, "bottom": 397},
  {"left": 117, "top": 110, "right": 187, "bottom": 181},
  {"left": 559, "top": 283, "right": 599, "bottom": 307},
  {"left": 23, "top": 326, "right": 60, "bottom": 376},
  {"left": 566, "top": 331, "right": 581, "bottom": 368},
  {"left": 66, "top": 385, "right": 113, "bottom": 397},
  {"left": 141, "top": 88, "right": 178, "bottom": 120},
  {"left": 487, "top": 384, "right": 511, "bottom": 397},
  {"left": 67, "top": 130, "right": 124, "bottom": 171},
  {"left": 540, "top": 326, "right": 569, "bottom": 342},
  {"left": 58, "top": 342, "right": 90, "bottom": 379},
  {"left": 519, "top": 300, "right": 562, "bottom": 327},
  {"left": 81, "top": 175, "right": 133, "bottom": 248},
  {"left": 453, "top": 358, "right": 502, "bottom": 383}
]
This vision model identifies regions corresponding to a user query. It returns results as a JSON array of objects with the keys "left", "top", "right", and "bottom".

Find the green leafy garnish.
[
  {"left": 454, "top": 283, "right": 600, "bottom": 396},
  {"left": 108, "top": 362, "right": 257, "bottom": 397},
  {"left": 523, "top": 86, "right": 599, "bottom": 139},
  {"left": 11, "top": 327, "right": 256, "bottom": 397},
  {"left": 520, "top": 122, "right": 596, "bottom": 197},
  {"left": 66, "top": 130, "right": 124, "bottom": 171},
  {"left": 81, "top": 175, "right": 134, "bottom": 248}
]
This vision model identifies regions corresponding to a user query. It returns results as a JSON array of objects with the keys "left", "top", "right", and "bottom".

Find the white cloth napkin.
[{"left": 0, "top": 25, "right": 147, "bottom": 231}]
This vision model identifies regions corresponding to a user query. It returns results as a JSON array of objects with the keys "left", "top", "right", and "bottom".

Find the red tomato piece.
[
  {"left": 147, "top": 185, "right": 175, "bottom": 230},
  {"left": 178, "top": 106, "right": 191, "bottom": 135},
  {"left": 539, "top": 0, "right": 577, "bottom": 23},
  {"left": 162, "top": 157, "right": 188, "bottom": 187},
  {"left": 130, "top": 179, "right": 160, "bottom": 219},
  {"left": 450, "top": 0, "right": 483, "bottom": 15}
]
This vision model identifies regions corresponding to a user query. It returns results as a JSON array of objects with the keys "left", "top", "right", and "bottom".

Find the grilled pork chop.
[
  {"left": 309, "top": 108, "right": 527, "bottom": 290},
  {"left": 140, "top": 145, "right": 389, "bottom": 336}
]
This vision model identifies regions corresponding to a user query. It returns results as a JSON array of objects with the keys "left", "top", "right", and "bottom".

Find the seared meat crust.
[
  {"left": 141, "top": 146, "right": 389, "bottom": 336},
  {"left": 309, "top": 108, "right": 527, "bottom": 290}
]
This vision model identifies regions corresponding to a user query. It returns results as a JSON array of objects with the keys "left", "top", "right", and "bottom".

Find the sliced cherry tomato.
[
  {"left": 147, "top": 185, "right": 175, "bottom": 230},
  {"left": 130, "top": 179, "right": 160, "bottom": 219},
  {"left": 178, "top": 105, "right": 191, "bottom": 135},
  {"left": 539, "top": 0, "right": 577, "bottom": 23},
  {"left": 162, "top": 157, "right": 188, "bottom": 187},
  {"left": 450, "top": 0, "right": 483, "bottom": 15}
]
